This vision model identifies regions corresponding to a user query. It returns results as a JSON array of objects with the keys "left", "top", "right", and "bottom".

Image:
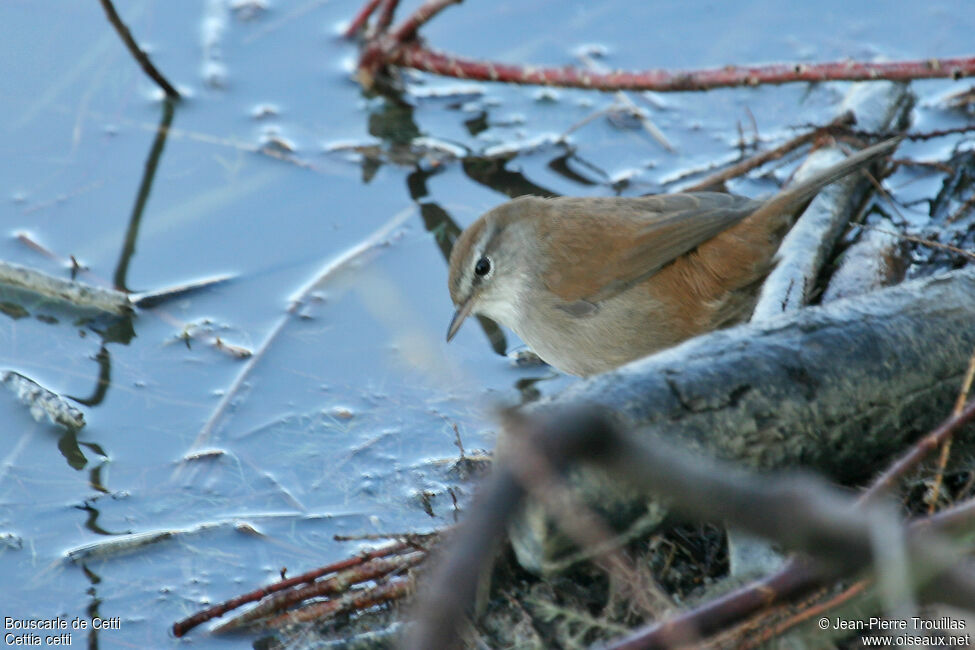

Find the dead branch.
[
  {"left": 750, "top": 81, "right": 910, "bottom": 320},
  {"left": 214, "top": 552, "right": 425, "bottom": 632}
]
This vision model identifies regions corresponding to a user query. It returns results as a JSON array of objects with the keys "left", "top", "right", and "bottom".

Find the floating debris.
[
  {"left": 322, "top": 138, "right": 383, "bottom": 154},
  {"left": 326, "top": 406, "right": 355, "bottom": 420},
  {"left": 214, "top": 337, "right": 253, "bottom": 359},
  {"left": 181, "top": 448, "right": 227, "bottom": 463},
  {"left": 230, "top": 0, "right": 268, "bottom": 20},
  {"left": 65, "top": 520, "right": 234, "bottom": 562},
  {"left": 250, "top": 103, "right": 280, "bottom": 119},
  {"left": 66, "top": 529, "right": 176, "bottom": 562},
  {"left": 259, "top": 128, "right": 298, "bottom": 154},
  {"left": 201, "top": 0, "right": 229, "bottom": 88},
  {"left": 168, "top": 317, "right": 252, "bottom": 359},
  {"left": 0, "top": 260, "right": 132, "bottom": 316},
  {"left": 2, "top": 370, "right": 85, "bottom": 430},
  {"left": 483, "top": 133, "right": 561, "bottom": 159},
  {"left": 572, "top": 43, "right": 610, "bottom": 60},
  {"left": 533, "top": 88, "right": 560, "bottom": 103},
  {"left": 0, "top": 532, "right": 24, "bottom": 551},
  {"left": 932, "top": 85, "right": 975, "bottom": 113}
]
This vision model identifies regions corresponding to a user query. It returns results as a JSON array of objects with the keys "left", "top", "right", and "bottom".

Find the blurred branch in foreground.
[{"left": 405, "top": 402, "right": 975, "bottom": 650}]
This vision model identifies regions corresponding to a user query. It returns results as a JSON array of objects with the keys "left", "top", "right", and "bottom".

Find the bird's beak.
[{"left": 446, "top": 298, "right": 474, "bottom": 342}]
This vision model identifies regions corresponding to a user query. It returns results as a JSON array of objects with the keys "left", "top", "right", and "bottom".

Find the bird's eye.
[{"left": 474, "top": 256, "right": 492, "bottom": 277}]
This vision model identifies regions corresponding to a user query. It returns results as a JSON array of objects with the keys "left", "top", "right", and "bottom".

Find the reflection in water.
[
  {"left": 74, "top": 501, "right": 120, "bottom": 536},
  {"left": 409, "top": 167, "right": 508, "bottom": 355},
  {"left": 463, "top": 111, "right": 489, "bottom": 136},
  {"left": 86, "top": 452, "right": 111, "bottom": 494},
  {"left": 58, "top": 430, "right": 88, "bottom": 470},
  {"left": 70, "top": 346, "right": 112, "bottom": 407},
  {"left": 548, "top": 150, "right": 606, "bottom": 187},
  {"left": 461, "top": 155, "right": 559, "bottom": 199},
  {"left": 83, "top": 565, "right": 104, "bottom": 650},
  {"left": 113, "top": 98, "right": 176, "bottom": 292},
  {"left": 359, "top": 84, "right": 640, "bottom": 366},
  {"left": 364, "top": 87, "right": 517, "bottom": 356}
]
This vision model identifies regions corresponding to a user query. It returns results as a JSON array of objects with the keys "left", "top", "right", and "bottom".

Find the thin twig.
[
  {"left": 854, "top": 123, "right": 975, "bottom": 141},
  {"left": 861, "top": 398, "right": 975, "bottom": 503},
  {"left": 927, "top": 348, "right": 975, "bottom": 512},
  {"left": 864, "top": 227, "right": 975, "bottom": 262},
  {"left": 736, "top": 494, "right": 975, "bottom": 648},
  {"left": 98, "top": 0, "right": 180, "bottom": 99},
  {"left": 374, "top": 0, "right": 400, "bottom": 35},
  {"left": 389, "top": 0, "right": 460, "bottom": 43},
  {"left": 348, "top": 0, "right": 975, "bottom": 94},
  {"left": 114, "top": 98, "right": 175, "bottom": 292},
  {"left": 343, "top": 0, "right": 384, "bottom": 37},
  {"left": 682, "top": 112, "right": 855, "bottom": 192},
  {"left": 946, "top": 192, "right": 975, "bottom": 224},
  {"left": 739, "top": 580, "right": 870, "bottom": 649}
]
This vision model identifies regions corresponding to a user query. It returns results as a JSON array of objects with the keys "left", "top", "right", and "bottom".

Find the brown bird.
[{"left": 446, "top": 138, "right": 899, "bottom": 376}]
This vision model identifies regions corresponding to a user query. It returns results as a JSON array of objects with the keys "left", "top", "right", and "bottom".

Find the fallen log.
[{"left": 508, "top": 265, "right": 975, "bottom": 573}]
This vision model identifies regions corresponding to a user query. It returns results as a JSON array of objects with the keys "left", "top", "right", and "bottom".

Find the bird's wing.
[{"left": 537, "top": 193, "right": 760, "bottom": 306}]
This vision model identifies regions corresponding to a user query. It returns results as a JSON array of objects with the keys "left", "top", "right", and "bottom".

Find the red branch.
[
  {"left": 344, "top": 0, "right": 384, "bottom": 37},
  {"left": 375, "top": 0, "right": 399, "bottom": 35},
  {"left": 212, "top": 551, "right": 426, "bottom": 633},
  {"left": 395, "top": 45, "right": 975, "bottom": 92},
  {"left": 265, "top": 577, "right": 412, "bottom": 627},
  {"left": 389, "top": 0, "right": 460, "bottom": 43},
  {"left": 171, "top": 541, "right": 409, "bottom": 637},
  {"left": 346, "top": 1, "right": 975, "bottom": 91}
]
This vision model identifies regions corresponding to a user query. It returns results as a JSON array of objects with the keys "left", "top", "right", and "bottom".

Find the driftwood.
[
  {"left": 1, "top": 370, "right": 85, "bottom": 431},
  {"left": 727, "top": 82, "right": 911, "bottom": 575},
  {"left": 508, "top": 266, "right": 975, "bottom": 574},
  {"left": 751, "top": 82, "right": 911, "bottom": 320}
]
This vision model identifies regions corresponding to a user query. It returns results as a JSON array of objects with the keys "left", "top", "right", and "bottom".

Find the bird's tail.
[{"left": 750, "top": 136, "right": 901, "bottom": 224}]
